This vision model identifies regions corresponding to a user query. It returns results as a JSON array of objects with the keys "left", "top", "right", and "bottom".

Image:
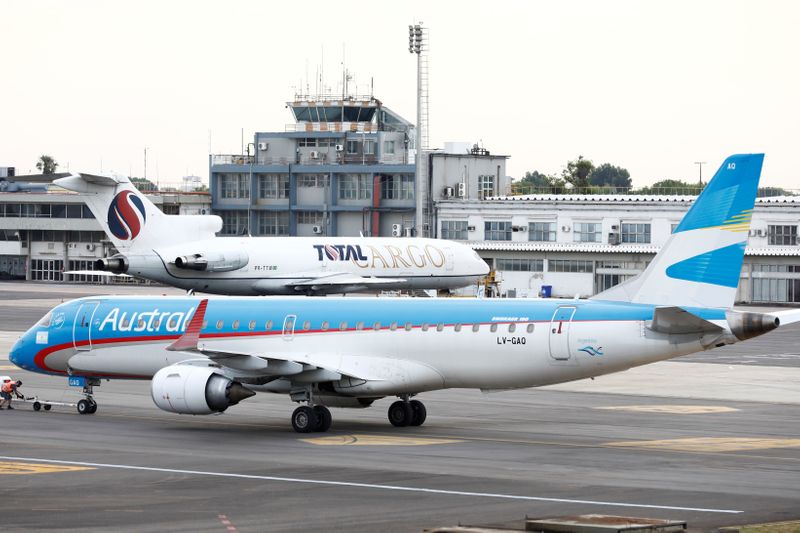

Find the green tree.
[
  {"left": 589, "top": 163, "right": 631, "bottom": 188},
  {"left": 514, "top": 170, "right": 566, "bottom": 194},
  {"left": 561, "top": 156, "right": 594, "bottom": 189},
  {"left": 639, "top": 179, "right": 703, "bottom": 195},
  {"left": 36, "top": 155, "right": 58, "bottom": 175},
  {"left": 130, "top": 177, "right": 158, "bottom": 192}
]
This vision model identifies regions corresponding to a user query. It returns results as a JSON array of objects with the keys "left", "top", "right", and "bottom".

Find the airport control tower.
[{"left": 210, "top": 93, "right": 419, "bottom": 238}]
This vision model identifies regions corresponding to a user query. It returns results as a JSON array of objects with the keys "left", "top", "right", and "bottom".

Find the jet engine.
[
  {"left": 726, "top": 311, "right": 780, "bottom": 341},
  {"left": 151, "top": 365, "right": 255, "bottom": 415},
  {"left": 173, "top": 250, "right": 249, "bottom": 272},
  {"left": 95, "top": 255, "right": 129, "bottom": 274}
]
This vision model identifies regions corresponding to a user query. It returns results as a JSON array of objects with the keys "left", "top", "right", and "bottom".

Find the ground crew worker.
[{"left": 0, "top": 379, "right": 23, "bottom": 410}]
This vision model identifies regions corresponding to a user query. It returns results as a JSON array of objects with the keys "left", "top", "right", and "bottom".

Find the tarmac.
[{"left": 0, "top": 281, "right": 798, "bottom": 532}]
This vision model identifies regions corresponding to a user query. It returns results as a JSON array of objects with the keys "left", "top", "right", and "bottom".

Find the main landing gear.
[
  {"left": 388, "top": 398, "right": 427, "bottom": 427},
  {"left": 291, "top": 405, "right": 332, "bottom": 433}
]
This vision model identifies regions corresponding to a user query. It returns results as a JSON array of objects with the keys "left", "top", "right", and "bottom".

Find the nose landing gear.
[{"left": 76, "top": 378, "right": 100, "bottom": 415}]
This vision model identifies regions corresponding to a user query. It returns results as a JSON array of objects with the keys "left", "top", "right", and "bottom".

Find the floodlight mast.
[{"left": 408, "top": 23, "right": 429, "bottom": 237}]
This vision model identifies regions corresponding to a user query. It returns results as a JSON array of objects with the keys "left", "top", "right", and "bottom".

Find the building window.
[
  {"left": 384, "top": 140, "right": 395, "bottom": 155},
  {"left": 573, "top": 222, "right": 601, "bottom": 243},
  {"left": 380, "top": 175, "right": 414, "bottom": 200},
  {"left": 478, "top": 175, "right": 495, "bottom": 199},
  {"left": 441, "top": 220, "right": 468, "bottom": 240},
  {"left": 768, "top": 225, "right": 797, "bottom": 246},
  {"left": 529, "top": 222, "right": 556, "bottom": 242},
  {"left": 30, "top": 259, "right": 63, "bottom": 281},
  {"left": 346, "top": 140, "right": 359, "bottom": 154},
  {"left": 256, "top": 211, "right": 289, "bottom": 236},
  {"left": 297, "top": 211, "right": 323, "bottom": 225},
  {"left": 495, "top": 258, "right": 544, "bottom": 272},
  {"left": 621, "top": 223, "right": 651, "bottom": 244},
  {"left": 297, "top": 174, "right": 329, "bottom": 187},
  {"left": 339, "top": 175, "right": 371, "bottom": 200},
  {"left": 364, "top": 140, "right": 376, "bottom": 155},
  {"left": 220, "top": 174, "right": 249, "bottom": 199},
  {"left": 485, "top": 221, "right": 512, "bottom": 241},
  {"left": 548, "top": 259, "right": 594, "bottom": 273},
  {"left": 219, "top": 211, "right": 249, "bottom": 236},
  {"left": 258, "top": 174, "right": 289, "bottom": 199}
]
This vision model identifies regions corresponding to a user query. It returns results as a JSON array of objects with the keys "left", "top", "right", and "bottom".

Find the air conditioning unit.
[
  {"left": 467, "top": 225, "right": 476, "bottom": 232},
  {"left": 68, "top": 243, "right": 77, "bottom": 249},
  {"left": 562, "top": 225, "right": 571, "bottom": 232},
  {"left": 457, "top": 183, "right": 466, "bottom": 198},
  {"left": 512, "top": 225, "right": 526, "bottom": 232},
  {"left": 312, "top": 225, "right": 323, "bottom": 234},
  {"left": 611, "top": 224, "right": 619, "bottom": 231},
  {"left": 608, "top": 232, "right": 620, "bottom": 245},
  {"left": 310, "top": 151, "right": 320, "bottom": 159},
  {"left": 443, "top": 186, "right": 454, "bottom": 198},
  {"left": 335, "top": 144, "right": 344, "bottom": 152},
  {"left": 758, "top": 229, "right": 766, "bottom": 237},
  {"left": 392, "top": 223, "right": 403, "bottom": 237},
  {"left": 257, "top": 142, "right": 269, "bottom": 151},
  {"left": 86, "top": 243, "right": 96, "bottom": 251}
]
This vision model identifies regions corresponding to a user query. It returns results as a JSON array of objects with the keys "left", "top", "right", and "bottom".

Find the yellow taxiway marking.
[
  {"left": 595, "top": 405, "right": 739, "bottom": 415},
  {"left": 300, "top": 434, "right": 462, "bottom": 446},
  {"left": 606, "top": 437, "right": 800, "bottom": 453},
  {"left": 0, "top": 461, "right": 95, "bottom": 475}
]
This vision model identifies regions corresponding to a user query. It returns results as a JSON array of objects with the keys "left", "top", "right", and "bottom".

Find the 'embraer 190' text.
[{"left": 99, "top": 307, "right": 196, "bottom": 333}]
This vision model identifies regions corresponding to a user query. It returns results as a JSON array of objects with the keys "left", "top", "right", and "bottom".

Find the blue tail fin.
[{"left": 593, "top": 154, "right": 764, "bottom": 309}]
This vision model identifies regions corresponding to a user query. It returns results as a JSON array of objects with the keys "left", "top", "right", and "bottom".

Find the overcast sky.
[{"left": 2, "top": 0, "right": 798, "bottom": 188}]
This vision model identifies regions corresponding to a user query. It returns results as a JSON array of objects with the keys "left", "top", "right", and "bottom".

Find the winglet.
[{"left": 167, "top": 299, "right": 209, "bottom": 351}]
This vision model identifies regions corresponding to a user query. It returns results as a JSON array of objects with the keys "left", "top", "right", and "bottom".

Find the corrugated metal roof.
[
  {"left": 481, "top": 194, "right": 800, "bottom": 204},
  {"left": 467, "top": 241, "right": 800, "bottom": 256}
]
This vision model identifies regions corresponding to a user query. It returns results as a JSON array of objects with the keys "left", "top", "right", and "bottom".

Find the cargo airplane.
[
  {"left": 12, "top": 154, "right": 799, "bottom": 432},
  {"left": 54, "top": 173, "right": 489, "bottom": 295}
]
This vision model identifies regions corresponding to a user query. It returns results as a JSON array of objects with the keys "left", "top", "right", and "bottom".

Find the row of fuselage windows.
[{"left": 197, "top": 319, "right": 537, "bottom": 334}]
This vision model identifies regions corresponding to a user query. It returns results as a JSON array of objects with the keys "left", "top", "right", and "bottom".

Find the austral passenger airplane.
[
  {"left": 54, "top": 173, "right": 488, "bottom": 295},
  {"left": 11, "top": 154, "right": 799, "bottom": 432}
]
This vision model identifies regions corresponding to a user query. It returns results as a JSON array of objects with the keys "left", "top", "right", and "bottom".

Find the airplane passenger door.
[
  {"left": 282, "top": 314, "right": 296, "bottom": 341},
  {"left": 445, "top": 247, "right": 454, "bottom": 271},
  {"left": 73, "top": 301, "right": 99, "bottom": 351},
  {"left": 548, "top": 306, "right": 576, "bottom": 361}
]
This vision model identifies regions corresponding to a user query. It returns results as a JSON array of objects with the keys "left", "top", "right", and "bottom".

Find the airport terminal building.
[{"left": 438, "top": 193, "right": 800, "bottom": 304}]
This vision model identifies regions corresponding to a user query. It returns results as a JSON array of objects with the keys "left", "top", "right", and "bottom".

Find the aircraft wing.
[
  {"left": 63, "top": 270, "right": 132, "bottom": 278},
  {"left": 165, "top": 299, "right": 376, "bottom": 382},
  {"left": 648, "top": 306, "right": 724, "bottom": 334},
  {"left": 281, "top": 272, "right": 407, "bottom": 292}
]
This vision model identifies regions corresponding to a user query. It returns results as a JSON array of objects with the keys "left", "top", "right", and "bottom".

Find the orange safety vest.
[{"left": 1, "top": 382, "right": 14, "bottom": 394}]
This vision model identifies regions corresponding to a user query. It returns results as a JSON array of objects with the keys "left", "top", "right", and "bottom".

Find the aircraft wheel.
[
  {"left": 88, "top": 400, "right": 98, "bottom": 414},
  {"left": 291, "top": 406, "right": 318, "bottom": 433},
  {"left": 388, "top": 400, "right": 413, "bottom": 427},
  {"left": 77, "top": 399, "right": 91, "bottom": 415},
  {"left": 313, "top": 406, "right": 332, "bottom": 432},
  {"left": 409, "top": 400, "right": 427, "bottom": 427}
]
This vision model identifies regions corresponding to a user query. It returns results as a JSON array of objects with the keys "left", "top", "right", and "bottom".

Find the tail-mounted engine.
[
  {"left": 95, "top": 255, "right": 128, "bottom": 274},
  {"left": 151, "top": 365, "right": 255, "bottom": 415},
  {"left": 726, "top": 310, "right": 780, "bottom": 341},
  {"left": 173, "top": 250, "right": 249, "bottom": 272}
]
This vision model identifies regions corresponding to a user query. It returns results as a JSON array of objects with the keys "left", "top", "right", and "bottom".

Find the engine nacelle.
[
  {"left": 173, "top": 250, "right": 249, "bottom": 272},
  {"left": 151, "top": 365, "right": 255, "bottom": 415},
  {"left": 95, "top": 255, "right": 128, "bottom": 274},
  {"left": 726, "top": 311, "right": 780, "bottom": 341}
]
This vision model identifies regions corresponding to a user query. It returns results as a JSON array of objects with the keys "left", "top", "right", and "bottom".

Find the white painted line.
[{"left": 0, "top": 455, "right": 742, "bottom": 514}]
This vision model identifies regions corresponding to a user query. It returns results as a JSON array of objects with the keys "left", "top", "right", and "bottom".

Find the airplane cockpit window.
[
  {"left": 35, "top": 311, "right": 52, "bottom": 328},
  {"left": 508, "top": 323, "right": 516, "bottom": 333},
  {"left": 527, "top": 323, "right": 535, "bottom": 333}
]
